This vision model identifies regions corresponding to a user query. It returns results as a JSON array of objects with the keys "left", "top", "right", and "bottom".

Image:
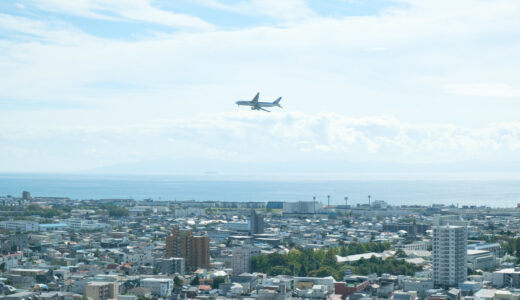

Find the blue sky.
[{"left": 1, "top": 0, "right": 520, "bottom": 173}]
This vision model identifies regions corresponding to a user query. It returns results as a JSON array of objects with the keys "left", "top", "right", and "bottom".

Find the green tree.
[
  {"left": 395, "top": 248, "right": 407, "bottom": 258},
  {"left": 212, "top": 276, "right": 226, "bottom": 289},
  {"left": 191, "top": 275, "right": 200, "bottom": 286},
  {"left": 174, "top": 276, "right": 183, "bottom": 289},
  {"left": 269, "top": 266, "right": 291, "bottom": 276},
  {"left": 308, "top": 266, "right": 340, "bottom": 279},
  {"left": 324, "top": 248, "right": 337, "bottom": 266}
]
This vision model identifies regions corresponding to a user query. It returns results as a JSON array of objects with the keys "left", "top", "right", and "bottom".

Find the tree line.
[{"left": 251, "top": 243, "right": 420, "bottom": 280}]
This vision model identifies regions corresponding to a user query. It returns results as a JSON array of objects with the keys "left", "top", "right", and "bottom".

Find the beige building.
[
  {"left": 165, "top": 226, "right": 209, "bottom": 270},
  {"left": 84, "top": 282, "right": 118, "bottom": 300}
]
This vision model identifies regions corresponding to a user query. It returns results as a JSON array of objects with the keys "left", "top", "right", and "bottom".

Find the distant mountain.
[{"left": 86, "top": 159, "right": 520, "bottom": 176}]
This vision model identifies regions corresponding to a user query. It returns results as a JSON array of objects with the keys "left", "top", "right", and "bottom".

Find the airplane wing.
[{"left": 252, "top": 92, "right": 259, "bottom": 104}]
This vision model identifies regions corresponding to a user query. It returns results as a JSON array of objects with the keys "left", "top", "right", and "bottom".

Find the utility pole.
[{"left": 368, "top": 195, "right": 371, "bottom": 206}]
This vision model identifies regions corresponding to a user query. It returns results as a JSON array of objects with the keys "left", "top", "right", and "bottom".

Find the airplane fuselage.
[
  {"left": 235, "top": 101, "right": 278, "bottom": 107},
  {"left": 236, "top": 92, "right": 282, "bottom": 112}
]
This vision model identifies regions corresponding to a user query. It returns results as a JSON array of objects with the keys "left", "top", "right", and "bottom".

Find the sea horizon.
[{"left": 1, "top": 172, "right": 520, "bottom": 208}]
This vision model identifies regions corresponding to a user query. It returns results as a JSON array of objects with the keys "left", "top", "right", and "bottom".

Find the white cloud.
[
  {"left": 1, "top": 112, "right": 520, "bottom": 172},
  {"left": 195, "top": 0, "right": 315, "bottom": 22},
  {"left": 444, "top": 84, "right": 520, "bottom": 98},
  {"left": 31, "top": 0, "right": 214, "bottom": 30},
  {"left": 2, "top": 0, "right": 520, "bottom": 172}
]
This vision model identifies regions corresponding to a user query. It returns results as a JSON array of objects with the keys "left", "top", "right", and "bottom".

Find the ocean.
[{"left": 1, "top": 173, "right": 520, "bottom": 207}]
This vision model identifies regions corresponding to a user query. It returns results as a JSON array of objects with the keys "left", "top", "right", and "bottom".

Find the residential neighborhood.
[{"left": 1, "top": 192, "right": 520, "bottom": 300}]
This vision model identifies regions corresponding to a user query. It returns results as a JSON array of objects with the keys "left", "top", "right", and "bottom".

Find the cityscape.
[
  {"left": 2, "top": 0, "right": 520, "bottom": 300},
  {"left": 1, "top": 191, "right": 520, "bottom": 300}
]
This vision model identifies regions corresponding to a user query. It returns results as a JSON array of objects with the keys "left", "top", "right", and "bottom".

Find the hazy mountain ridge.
[{"left": 88, "top": 159, "right": 520, "bottom": 175}]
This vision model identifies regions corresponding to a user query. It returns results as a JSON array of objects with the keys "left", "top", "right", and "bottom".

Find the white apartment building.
[
  {"left": 0, "top": 252, "right": 23, "bottom": 270},
  {"left": 401, "top": 241, "right": 429, "bottom": 251},
  {"left": 0, "top": 220, "right": 39, "bottom": 232},
  {"left": 433, "top": 224, "right": 467, "bottom": 288},
  {"left": 492, "top": 268, "right": 520, "bottom": 288},
  {"left": 173, "top": 207, "right": 205, "bottom": 218},
  {"left": 140, "top": 278, "right": 173, "bottom": 297},
  {"left": 65, "top": 218, "right": 106, "bottom": 230},
  {"left": 232, "top": 246, "right": 260, "bottom": 275},
  {"left": 124, "top": 251, "right": 153, "bottom": 265},
  {"left": 155, "top": 257, "right": 185, "bottom": 275},
  {"left": 283, "top": 201, "right": 319, "bottom": 214}
]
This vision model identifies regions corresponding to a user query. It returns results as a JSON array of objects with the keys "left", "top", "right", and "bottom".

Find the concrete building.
[
  {"left": 0, "top": 252, "right": 23, "bottom": 270},
  {"left": 458, "top": 281, "right": 481, "bottom": 295},
  {"left": 192, "top": 235, "right": 210, "bottom": 269},
  {"left": 283, "top": 201, "right": 319, "bottom": 214},
  {"left": 165, "top": 226, "right": 193, "bottom": 265},
  {"left": 0, "top": 220, "right": 39, "bottom": 232},
  {"left": 225, "top": 222, "right": 250, "bottom": 232},
  {"left": 9, "top": 268, "right": 47, "bottom": 277},
  {"left": 65, "top": 218, "right": 106, "bottom": 230},
  {"left": 403, "top": 280, "right": 434, "bottom": 298},
  {"left": 22, "top": 191, "right": 31, "bottom": 200},
  {"left": 84, "top": 281, "right": 118, "bottom": 300},
  {"left": 467, "top": 242, "right": 504, "bottom": 257},
  {"left": 293, "top": 276, "right": 335, "bottom": 294},
  {"left": 467, "top": 250, "right": 497, "bottom": 271},
  {"left": 155, "top": 257, "right": 185, "bottom": 275},
  {"left": 492, "top": 268, "right": 520, "bottom": 288},
  {"left": 232, "top": 246, "right": 260, "bottom": 275},
  {"left": 257, "top": 287, "right": 289, "bottom": 300},
  {"left": 433, "top": 224, "right": 468, "bottom": 288},
  {"left": 394, "top": 291, "right": 418, "bottom": 300},
  {"left": 249, "top": 210, "right": 265, "bottom": 235},
  {"left": 140, "top": 278, "right": 173, "bottom": 297},
  {"left": 165, "top": 226, "right": 209, "bottom": 270}
]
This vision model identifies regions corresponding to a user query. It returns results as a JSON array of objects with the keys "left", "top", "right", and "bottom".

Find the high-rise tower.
[
  {"left": 249, "top": 210, "right": 265, "bottom": 235},
  {"left": 165, "top": 225, "right": 209, "bottom": 270},
  {"left": 432, "top": 217, "right": 468, "bottom": 288}
]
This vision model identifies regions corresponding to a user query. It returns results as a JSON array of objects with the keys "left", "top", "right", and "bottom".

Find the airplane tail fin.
[{"left": 273, "top": 97, "right": 282, "bottom": 108}]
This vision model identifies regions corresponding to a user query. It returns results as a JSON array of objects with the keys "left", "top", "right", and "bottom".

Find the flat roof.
[{"left": 467, "top": 249, "right": 490, "bottom": 255}]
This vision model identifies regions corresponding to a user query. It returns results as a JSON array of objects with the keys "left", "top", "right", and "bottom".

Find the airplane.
[{"left": 235, "top": 92, "right": 282, "bottom": 112}]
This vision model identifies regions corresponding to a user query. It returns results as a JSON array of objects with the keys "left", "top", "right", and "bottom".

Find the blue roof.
[{"left": 39, "top": 223, "right": 69, "bottom": 227}]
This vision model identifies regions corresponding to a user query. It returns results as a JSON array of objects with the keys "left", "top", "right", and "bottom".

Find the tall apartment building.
[
  {"left": 192, "top": 236, "right": 210, "bottom": 269},
  {"left": 22, "top": 191, "right": 31, "bottom": 200},
  {"left": 165, "top": 226, "right": 192, "bottom": 260},
  {"left": 165, "top": 226, "right": 209, "bottom": 270},
  {"left": 249, "top": 210, "right": 265, "bottom": 235},
  {"left": 232, "top": 246, "right": 260, "bottom": 275},
  {"left": 84, "top": 281, "right": 118, "bottom": 300},
  {"left": 433, "top": 222, "right": 468, "bottom": 288}
]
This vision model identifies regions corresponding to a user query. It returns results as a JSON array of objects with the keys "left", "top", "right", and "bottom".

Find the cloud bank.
[{"left": 1, "top": 112, "right": 519, "bottom": 172}]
